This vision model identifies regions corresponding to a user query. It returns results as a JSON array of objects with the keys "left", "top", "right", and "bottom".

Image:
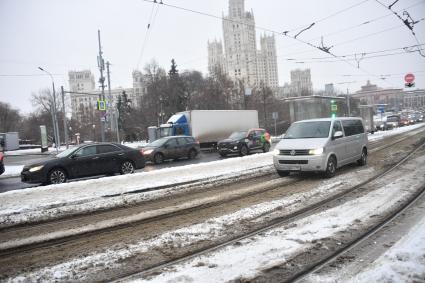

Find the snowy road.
[{"left": 0, "top": 124, "right": 424, "bottom": 282}]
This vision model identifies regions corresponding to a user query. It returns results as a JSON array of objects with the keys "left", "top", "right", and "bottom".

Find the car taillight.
[
  {"left": 196, "top": 140, "right": 200, "bottom": 144},
  {"left": 0, "top": 152, "right": 3, "bottom": 162},
  {"left": 139, "top": 149, "right": 144, "bottom": 156}
]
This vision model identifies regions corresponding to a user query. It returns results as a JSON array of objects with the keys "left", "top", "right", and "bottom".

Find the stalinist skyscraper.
[{"left": 208, "top": 0, "right": 279, "bottom": 88}]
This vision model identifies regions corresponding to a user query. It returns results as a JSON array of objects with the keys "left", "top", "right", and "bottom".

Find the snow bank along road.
[{"left": 0, "top": 126, "right": 424, "bottom": 281}]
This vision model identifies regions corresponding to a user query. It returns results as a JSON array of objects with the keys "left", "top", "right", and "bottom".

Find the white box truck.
[
  {"left": 149, "top": 110, "right": 259, "bottom": 147},
  {"left": 0, "top": 132, "right": 19, "bottom": 151}
]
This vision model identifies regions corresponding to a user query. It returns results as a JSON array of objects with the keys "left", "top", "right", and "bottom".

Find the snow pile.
[
  {"left": 368, "top": 123, "right": 425, "bottom": 142},
  {"left": 8, "top": 155, "right": 424, "bottom": 282},
  {"left": 1, "top": 165, "right": 24, "bottom": 177},
  {"left": 123, "top": 141, "right": 148, "bottom": 148},
  {"left": 0, "top": 153, "right": 273, "bottom": 226},
  {"left": 349, "top": 214, "right": 425, "bottom": 282}
]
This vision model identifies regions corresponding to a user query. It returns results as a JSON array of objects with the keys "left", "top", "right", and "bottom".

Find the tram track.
[
  {"left": 288, "top": 183, "right": 425, "bottom": 283},
  {"left": 111, "top": 135, "right": 425, "bottom": 282},
  {"left": 1, "top": 128, "right": 424, "bottom": 258},
  {"left": 0, "top": 127, "right": 424, "bottom": 281}
]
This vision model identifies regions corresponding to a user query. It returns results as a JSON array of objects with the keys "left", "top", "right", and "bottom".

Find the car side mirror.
[{"left": 333, "top": 131, "right": 343, "bottom": 140}]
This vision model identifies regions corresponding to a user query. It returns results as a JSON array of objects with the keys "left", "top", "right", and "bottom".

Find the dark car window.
[
  {"left": 255, "top": 130, "right": 265, "bottom": 137},
  {"left": 185, "top": 137, "right": 195, "bottom": 144},
  {"left": 284, "top": 121, "right": 331, "bottom": 139},
  {"left": 75, "top": 146, "right": 96, "bottom": 157},
  {"left": 342, "top": 120, "right": 364, "bottom": 136},
  {"left": 166, "top": 138, "right": 178, "bottom": 147},
  {"left": 98, "top": 144, "right": 121, "bottom": 154},
  {"left": 177, "top": 138, "right": 188, "bottom": 146},
  {"left": 332, "top": 121, "right": 343, "bottom": 136},
  {"left": 229, "top": 131, "right": 247, "bottom": 140}
]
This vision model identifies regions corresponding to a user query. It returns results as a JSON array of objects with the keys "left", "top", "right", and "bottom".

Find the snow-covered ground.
[
  {"left": 306, "top": 204, "right": 425, "bottom": 283},
  {"left": 349, "top": 215, "right": 425, "bottom": 282},
  {"left": 1, "top": 123, "right": 424, "bottom": 225},
  {"left": 0, "top": 153, "right": 273, "bottom": 226},
  {"left": 368, "top": 123, "right": 425, "bottom": 142},
  {"left": 123, "top": 155, "right": 425, "bottom": 283},
  {"left": 6, "top": 154, "right": 425, "bottom": 282},
  {"left": 1, "top": 165, "right": 24, "bottom": 178},
  {"left": 3, "top": 147, "right": 63, "bottom": 156}
]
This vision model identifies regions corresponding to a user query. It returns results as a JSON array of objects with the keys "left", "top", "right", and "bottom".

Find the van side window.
[
  {"left": 342, "top": 120, "right": 364, "bottom": 136},
  {"left": 332, "top": 121, "right": 343, "bottom": 136},
  {"left": 354, "top": 120, "right": 365, "bottom": 134}
]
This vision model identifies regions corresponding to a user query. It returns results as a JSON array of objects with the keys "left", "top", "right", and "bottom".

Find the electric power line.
[
  {"left": 136, "top": 1, "right": 162, "bottom": 70},
  {"left": 374, "top": 0, "right": 425, "bottom": 57}
]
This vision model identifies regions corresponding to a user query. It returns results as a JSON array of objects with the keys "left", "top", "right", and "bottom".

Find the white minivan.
[{"left": 273, "top": 118, "right": 368, "bottom": 178}]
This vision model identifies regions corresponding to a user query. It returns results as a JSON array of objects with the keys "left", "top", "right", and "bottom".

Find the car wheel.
[
  {"left": 239, "top": 145, "right": 248, "bottom": 156},
  {"left": 357, "top": 149, "right": 367, "bottom": 166},
  {"left": 324, "top": 156, "right": 337, "bottom": 178},
  {"left": 263, "top": 142, "right": 270, "bottom": 153},
  {"left": 48, "top": 168, "right": 67, "bottom": 184},
  {"left": 120, "top": 161, "right": 135, "bottom": 174},
  {"left": 188, "top": 149, "right": 197, "bottom": 160},
  {"left": 277, "top": 170, "right": 289, "bottom": 177},
  {"left": 154, "top": 153, "right": 164, "bottom": 164}
]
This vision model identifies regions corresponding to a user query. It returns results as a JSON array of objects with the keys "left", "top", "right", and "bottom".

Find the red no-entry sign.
[{"left": 405, "top": 73, "right": 415, "bottom": 83}]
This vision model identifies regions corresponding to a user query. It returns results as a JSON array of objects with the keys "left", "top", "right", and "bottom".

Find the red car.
[{"left": 0, "top": 152, "right": 4, "bottom": 175}]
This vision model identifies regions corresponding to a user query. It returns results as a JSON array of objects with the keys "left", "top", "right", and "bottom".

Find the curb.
[{"left": 0, "top": 174, "right": 20, "bottom": 180}]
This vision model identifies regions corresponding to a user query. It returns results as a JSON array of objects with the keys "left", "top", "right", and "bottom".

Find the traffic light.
[{"left": 330, "top": 100, "right": 337, "bottom": 118}]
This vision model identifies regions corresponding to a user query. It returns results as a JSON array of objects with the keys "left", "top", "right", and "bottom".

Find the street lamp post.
[
  {"left": 38, "top": 67, "right": 60, "bottom": 152},
  {"left": 92, "top": 124, "right": 96, "bottom": 142}
]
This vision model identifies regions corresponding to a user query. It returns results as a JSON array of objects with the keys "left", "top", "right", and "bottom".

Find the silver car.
[{"left": 273, "top": 118, "right": 368, "bottom": 178}]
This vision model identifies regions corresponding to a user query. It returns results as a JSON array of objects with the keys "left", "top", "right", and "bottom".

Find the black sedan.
[
  {"left": 141, "top": 136, "right": 200, "bottom": 164},
  {"left": 21, "top": 143, "right": 145, "bottom": 185}
]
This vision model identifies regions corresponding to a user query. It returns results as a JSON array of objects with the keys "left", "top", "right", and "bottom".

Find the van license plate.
[{"left": 289, "top": 166, "right": 301, "bottom": 171}]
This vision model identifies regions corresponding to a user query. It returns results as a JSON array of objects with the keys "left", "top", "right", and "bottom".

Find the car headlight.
[
  {"left": 233, "top": 146, "right": 238, "bottom": 150},
  {"left": 143, "top": 149, "right": 154, "bottom": 155},
  {"left": 309, "top": 148, "right": 324, "bottom": 155},
  {"left": 273, "top": 149, "right": 280, "bottom": 155},
  {"left": 29, "top": 165, "right": 44, "bottom": 172}
]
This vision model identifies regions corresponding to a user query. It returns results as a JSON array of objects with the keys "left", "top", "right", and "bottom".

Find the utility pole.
[
  {"left": 38, "top": 67, "right": 60, "bottom": 151},
  {"left": 61, "top": 86, "right": 69, "bottom": 148},
  {"left": 347, "top": 88, "right": 351, "bottom": 117},
  {"left": 97, "top": 29, "right": 106, "bottom": 142},
  {"left": 106, "top": 61, "right": 120, "bottom": 143}
]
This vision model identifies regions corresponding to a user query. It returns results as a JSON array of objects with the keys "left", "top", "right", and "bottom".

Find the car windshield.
[
  {"left": 160, "top": 127, "right": 173, "bottom": 137},
  {"left": 56, "top": 147, "right": 79, "bottom": 158},
  {"left": 387, "top": 116, "right": 399, "bottom": 122},
  {"left": 229, "top": 131, "right": 247, "bottom": 140},
  {"left": 284, "top": 121, "right": 331, "bottom": 139},
  {"left": 147, "top": 138, "right": 169, "bottom": 147}
]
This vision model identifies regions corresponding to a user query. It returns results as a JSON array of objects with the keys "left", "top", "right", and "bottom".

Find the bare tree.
[{"left": 0, "top": 102, "right": 22, "bottom": 133}]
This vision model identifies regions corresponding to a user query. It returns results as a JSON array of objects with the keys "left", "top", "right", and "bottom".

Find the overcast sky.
[{"left": 1, "top": 0, "right": 424, "bottom": 114}]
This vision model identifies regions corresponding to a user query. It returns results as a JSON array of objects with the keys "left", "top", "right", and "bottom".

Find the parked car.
[
  {"left": 21, "top": 143, "right": 145, "bottom": 185},
  {"left": 385, "top": 114, "right": 400, "bottom": 129},
  {"left": 273, "top": 118, "right": 368, "bottom": 178},
  {"left": 217, "top": 128, "right": 271, "bottom": 157},
  {"left": 400, "top": 116, "right": 410, "bottom": 126},
  {"left": 141, "top": 136, "right": 200, "bottom": 164},
  {"left": 0, "top": 152, "right": 4, "bottom": 176}
]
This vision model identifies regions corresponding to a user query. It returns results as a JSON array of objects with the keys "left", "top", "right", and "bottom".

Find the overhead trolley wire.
[{"left": 138, "top": 0, "right": 414, "bottom": 88}]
